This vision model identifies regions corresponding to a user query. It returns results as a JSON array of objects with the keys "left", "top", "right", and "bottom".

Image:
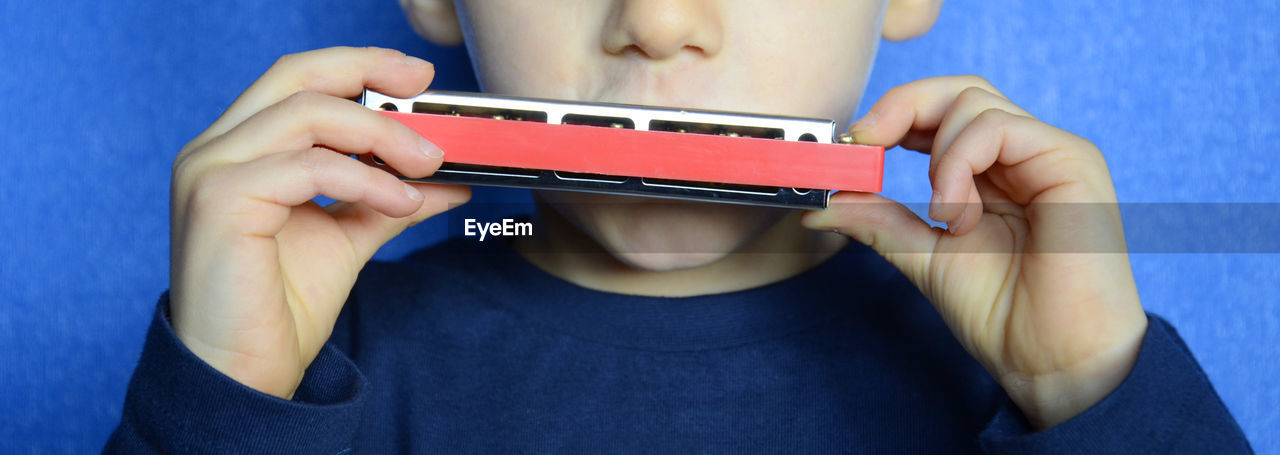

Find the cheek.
[
  {"left": 724, "top": 2, "right": 881, "bottom": 121},
  {"left": 478, "top": 47, "right": 596, "bottom": 99},
  {"left": 466, "top": 5, "right": 603, "bottom": 98}
]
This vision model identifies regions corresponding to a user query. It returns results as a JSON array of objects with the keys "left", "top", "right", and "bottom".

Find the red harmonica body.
[{"left": 361, "top": 90, "right": 884, "bottom": 209}]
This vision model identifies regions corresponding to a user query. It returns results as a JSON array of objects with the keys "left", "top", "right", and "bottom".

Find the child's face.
[
  {"left": 415, "top": 1, "right": 901, "bottom": 270},
  {"left": 454, "top": 0, "right": 886, "bottom": 125}
]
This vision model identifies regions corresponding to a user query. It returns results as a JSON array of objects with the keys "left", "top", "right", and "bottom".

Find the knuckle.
[
  {"left": 1069, "top": 133, "right": 1105, "bottom": 159},
  {"left": 956, "top": 86, "right": 992, "bottom": 102},
  {"left": 273, "top": 47, "right": 378, "bottom": 88},
  {"left": 298, "top": 147, "right": 362, "bottom": 191},
  {"left": 172, "top": 148, "right": 217, "bottom": 185},
  {"left": 1076, "top": 135, "right": 1101, "bottom": 152},
  {"left": 296, "top": 148, "right": 339, "bottom": 197},
  {"left": 296, "top": 147, "right": 334, "bottom": 176},
  {"left": 271, "top": 51, "right": 305, "bottom": 70},
  {"left": 280, "top": 90, "right": 326, "bottom": 111},
  {"left": 171, "top": 153, "right": 197, "bottom": 181},
  {"left": 883, "top": 84, "right": 909, "bottom": 101},
  {"left": 171, "top": 149, "right": 193, "bottom": 177},
  {"left": 183, "top": 165, "right": 233, "bottom": 212},
  {"left": 959, "top": 74, "right": 994, "bottom": 90},
  {"left": 974, "top": 107, "right": 1011, "bottom": 124}
]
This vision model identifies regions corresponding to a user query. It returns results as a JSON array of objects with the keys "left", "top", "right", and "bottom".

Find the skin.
[
  {"left": 169, "top": 0, "right": 1147, "bottom": 431},
  {"left": 448, "top": 0, "right": 884, "bottom": 277}
]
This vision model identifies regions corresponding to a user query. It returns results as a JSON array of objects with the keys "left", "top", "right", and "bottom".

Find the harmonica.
[{"left": 359, "top": 90, "right": 884, "bottom": 209}]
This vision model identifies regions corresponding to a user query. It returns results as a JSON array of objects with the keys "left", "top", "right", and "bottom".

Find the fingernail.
[
  {"left": 405, "top": 183, "right": 424, "bottom": 201},
  {"left": 850, "top": 111, "right": 878, "bottom": 132},
  {"left": 403, "top": 55, "right": 432, "bottom": 68},
  {"left": 948, "top": 210, "right": 965, "bottom": 235},
  {"left": 420, "top": 138, "right": 444, "bottom": 159}
]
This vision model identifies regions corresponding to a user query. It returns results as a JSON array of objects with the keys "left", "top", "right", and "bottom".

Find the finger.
[
  {"left": 927, "top": 108, "right": 1014, "bottom": 232},
  {"left": 328, "top": 183, "right": 472, "bottom": 262},
  {"left": 190, "top": 148, "right": 427, "bottom": 238},
  {"left": 191, "top": 91, "right": 444, "bottom": 176},
  {"left": 954, "top": 181, "right": 983, "bottom": 235},
  {"left": 899, "top": 129, "right": 937, "bottom": 154},
  {"left": 185, "top": 46, "right": 435, "bottom": 153},
  {"left": 848, "top": 75, "right": 1006, "bottom": 147},
  {"left": 927, "top": 87, "right": 1031, "bottom": 181},
  {"left": 928, "top": 109, "right": 1111, "bottom": 235},
  {"left": 972, "top": 173, "right": 1022, "bottom": 218},
  {"left": 801, "top": 191, "right": 941, "bottom": 284}
]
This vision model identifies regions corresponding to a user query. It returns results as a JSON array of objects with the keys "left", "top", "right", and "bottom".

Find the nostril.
[
  {"left": 618, "top": 44, "right": 646, "bottom": 57},
  {"left": 602, "top": 2, "right": 723, "bottom": 60},
  {"left": 617, "top": 43, "right": 703, "bottom": 61}
]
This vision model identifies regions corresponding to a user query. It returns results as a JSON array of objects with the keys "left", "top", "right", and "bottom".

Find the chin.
[{"left": 536, "top": 191, "right": 788, "bottom": 272}]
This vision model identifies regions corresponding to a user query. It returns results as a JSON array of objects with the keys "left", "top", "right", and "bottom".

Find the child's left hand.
[{"left": 802, "top": 76, "right": 1148, "bottom": 429}]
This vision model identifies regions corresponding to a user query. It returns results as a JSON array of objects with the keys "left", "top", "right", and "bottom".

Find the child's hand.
[
  {"left": 802, "top": 76, "right": 1148, "bottom": 429},
  {"left": 168, "top": 47, "right": 469, "bottom": 399}
]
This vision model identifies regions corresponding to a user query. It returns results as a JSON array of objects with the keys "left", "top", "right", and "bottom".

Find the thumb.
[
  {"left": 330, "top": 182, "right": 472, "bottom": 262},
  {"left": 801, "top": 191, "right": 940, "bottom": 286}
]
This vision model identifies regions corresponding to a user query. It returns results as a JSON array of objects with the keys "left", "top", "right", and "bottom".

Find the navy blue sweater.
[{"left": 105, "top": 238, "right": 1251, "bottom": 453}]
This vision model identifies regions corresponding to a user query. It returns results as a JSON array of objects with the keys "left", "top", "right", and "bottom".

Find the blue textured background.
[{"left": 1, "top": 1, "right": 1276, "bottom": 453}]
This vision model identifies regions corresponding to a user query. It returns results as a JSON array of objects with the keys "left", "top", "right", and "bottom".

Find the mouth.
[{"left": 582, "top": 55, "right": 724, "bottom": 110}]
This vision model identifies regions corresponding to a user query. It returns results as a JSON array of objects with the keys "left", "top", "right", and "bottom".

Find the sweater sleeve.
[
  {"left": 978, "top": 314, "right": 1253, "bottom": 454},
  {"left": 103, "top": 294, "right": 368, "bottom": 455}
]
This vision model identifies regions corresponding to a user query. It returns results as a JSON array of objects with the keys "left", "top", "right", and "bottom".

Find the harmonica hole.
[
  {"left": 641, "top": 178, "right": 781, "bottom": 196},
  {"left": 437, "top": 163, "right": 542, "bottom": 178},
  {"left": 411, "top": 102, "right": 548, "bottom": 123},
  {"left": 798, "top": 133, "right": 818, "bottom": 142},
  {"left": 378, "top": 103, "right": 398, "bottom": 112},
  {"left": 649, "top": 120, "right": 785, "bottom": 140},
  {"left": 553, "top": 171, "right": 630, "bottom": 184},
  {"left": 561, "top": 114, "right": 635, "bottom": 129}
]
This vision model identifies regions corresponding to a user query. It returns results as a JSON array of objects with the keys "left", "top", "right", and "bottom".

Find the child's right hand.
[{"left": 168, "top": 47, "right": 470, "bottom": 399}]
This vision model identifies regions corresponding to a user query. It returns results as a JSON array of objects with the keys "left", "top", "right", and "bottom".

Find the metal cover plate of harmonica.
[{"left": 359, "top": 90, "right": 884, "bottom": 209}]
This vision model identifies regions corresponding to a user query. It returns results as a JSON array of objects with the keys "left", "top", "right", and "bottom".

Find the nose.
[{"left": 603, "top": 0, "right": 723, "bottom": 60}]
